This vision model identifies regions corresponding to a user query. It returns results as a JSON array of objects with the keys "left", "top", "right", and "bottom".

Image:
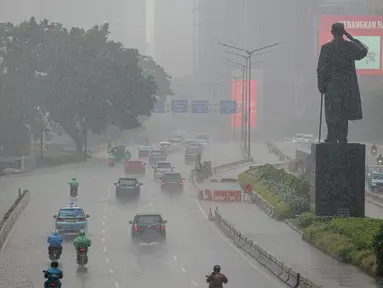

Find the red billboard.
[
  {"left": 231, "top": 79, "right": 256, "bottom": 127},
  {"left": 319, "top": 15, "right": 383, "bottom": 75}
]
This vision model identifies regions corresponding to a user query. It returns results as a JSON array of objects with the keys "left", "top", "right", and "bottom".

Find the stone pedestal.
[{"left": 311, "top": 143, "right": 365, "bottom": 217}]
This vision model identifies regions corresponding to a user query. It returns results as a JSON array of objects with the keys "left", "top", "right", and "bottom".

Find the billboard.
[
  {"left": 319, "top": 15, "right": 383, "bottom": 75},
  {"left": 231, "top": 80, "right": 256, "bottom": 128}
]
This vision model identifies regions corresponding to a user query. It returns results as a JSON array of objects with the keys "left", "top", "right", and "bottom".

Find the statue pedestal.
[{"left": 311, "top": 143, "right": 365, "bottom": 217}]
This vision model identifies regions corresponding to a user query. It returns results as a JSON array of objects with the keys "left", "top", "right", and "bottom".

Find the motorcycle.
[
  {"left": 378, "top": 159, "right": 383, "bottom": 166},
  {"left": 76, "top": 248, "right": 88, "bottom": 267},
  {"left": 108, "top": 159, "right": 114, "bottom": 167},
  {"left": 48, "top": 247, "right": 62, "bottom": 261},
  {"left": 371, "top": 148, "right": 377, "bottom": 156},
  {"left": 43, "top": 271, "right": 62, "bottom": 288},
  {"left": 69, "top": 185, "right": 78, "bottom": 198}
]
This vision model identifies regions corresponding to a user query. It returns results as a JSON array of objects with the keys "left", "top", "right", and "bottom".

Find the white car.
[
  {"left": 196, "top": 139, "right": 208, "bottom": 149},
  {"left": 169, "top": 138, "right": 182, "bottom": 150},
  {"left": 153, "top": 161, "right": 174, "bottom": 180},
  {"left": 158, "top": 142, "right": 173, "bottom": 152}
]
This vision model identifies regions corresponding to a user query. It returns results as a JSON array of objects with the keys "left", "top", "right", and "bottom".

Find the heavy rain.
[{"left": 0, "top": 1, "right": 382, "bottom": 288}]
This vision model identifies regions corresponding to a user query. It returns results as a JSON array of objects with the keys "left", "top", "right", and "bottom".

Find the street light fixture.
[{"left": 219, "top": 41, "right": 281, "bottom": 157}]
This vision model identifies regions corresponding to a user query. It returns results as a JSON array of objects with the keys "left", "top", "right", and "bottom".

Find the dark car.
[
  {"left": 185, "top": 147, "right": 201, "bottom": 164},
  {"left": 161, "top": 172, "right": 185, "bottom": 192},
  {"left": 114, "top": 177, "right": 142, "bottom": 198},
  {"left": 124, "top": 160, "right": 146, "bottom": 175},
  {"left": 149, "top": 150, "right": 167, "bottom": 166},
  {"left": 129, "top": 213, "right": 167, "bottom": 245}
]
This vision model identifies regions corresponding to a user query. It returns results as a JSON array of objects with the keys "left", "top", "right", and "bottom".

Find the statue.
[{"left": 317, "top": 22, "right": 368, "bottom": 143}]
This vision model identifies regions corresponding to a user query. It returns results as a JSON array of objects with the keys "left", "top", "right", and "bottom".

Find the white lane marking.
[
  {"left": 103, "top": 215, "right": 107, "bottom": 219},
  {"left": 181, "top": 267, "right": 186, "bottom": 273},
  {"left": 102, "top": 237, "right": 106, "bottom": 242},
  {"left": 104, "top": 246, "right": 107, "bottom": 252},
  {"left": 105, "top": 257, "right": 110, "bottom": 263},
  {"left": 104, "top": 207, "right": 107, "bottom": 212},
  {"left": 102, "top": 221, "right": 106, "bottom": 225},
  {"left": 191, "top": 281, "right": 199, "bottom": 286},
  {"left": 195, "top": 200, "right": 285, "bottom": 288},
  {"left": 110, "top": 268, "right": 114, "bottom": 274},
  {"left": 101, "top": 229, "right": 105, "bottom": 233},
  {"left": 149, "top": 202, "right": 154, "bottom": 212},
  {"left": 115, "top": 281, "right": 120, "bottom": 288},
  {"left": 172, "top": 255, "right": 177, "bottom": 261}
]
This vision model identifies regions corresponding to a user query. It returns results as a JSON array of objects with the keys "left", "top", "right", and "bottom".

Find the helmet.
[
  {"left": 52, "top": 229, "right": 58, "bottom": 235},
  {"left": 79, "top": 230, "right": 85, "bottom": 236},
  {"left": 213, "top": 265, "right": 221, "bottom": 273},
  {"left": 51, "top": 261, "right": 59, "bottom": 268},
  {"left": 72, "top": 177, "right": 76, "bottom": 181}
]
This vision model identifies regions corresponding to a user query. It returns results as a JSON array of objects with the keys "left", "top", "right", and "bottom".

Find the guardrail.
[
  {"left": 0, "top": 189, "right": 30, "bottom": 249},
  {"left": 213, "top": 209, "right": 322, "bottom": 288},
  {"left": 212, "top": 157, "right": 255, "bottom": 174}
]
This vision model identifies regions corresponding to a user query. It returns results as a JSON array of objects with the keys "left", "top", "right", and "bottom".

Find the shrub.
[
  {"left": 244, "top": 164, "right": 311, "bottom": 215},
  {"left": 302, "top": 217, "right": 383, "bottom": 276},
  {"left": 238, "top": 172, "right": 292, "bottom": 220},
  {"left": 41, "top": 151, "right": 84, "bottom": 167}
]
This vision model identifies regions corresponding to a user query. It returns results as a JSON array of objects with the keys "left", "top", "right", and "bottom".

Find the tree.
[
  {"left": 0, "top": 18, "right": 167, "bottom": 154},
  {"left": 138, "top": 55, "right": 173, "bottom": 99}
]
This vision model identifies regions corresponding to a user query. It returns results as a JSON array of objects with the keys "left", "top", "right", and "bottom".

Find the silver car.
[{"left": 153, "top": 161, "right": 174, "bottom": 180}]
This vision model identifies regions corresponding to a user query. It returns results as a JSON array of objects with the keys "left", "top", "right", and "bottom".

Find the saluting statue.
[{"left": 317, "top": 22, "right": 368, "bottom": 143}]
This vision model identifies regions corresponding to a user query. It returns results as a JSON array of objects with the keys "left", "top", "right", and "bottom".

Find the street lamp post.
[{"left": 220, "top": 41, "right": 281, "bottom": 157}]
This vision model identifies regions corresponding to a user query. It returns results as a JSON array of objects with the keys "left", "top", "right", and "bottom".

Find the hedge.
[
  {"left": 41, "top": 151, "right": 86, "bottom": 167},
  {"left": 297, "top": 212, "right": 380, "bottom": 276},
  {"left": 239, "top": 164, "right": 310, "bottom": 218},
  {"left": 238, "top": 172, "right": 291, "bottom": 220}
]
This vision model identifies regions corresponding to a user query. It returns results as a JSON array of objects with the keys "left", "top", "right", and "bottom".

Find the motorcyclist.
[
  {"left": 377, "top": 154, "right": 383, "bottom": 163},
  {"left": 73, "top": 230, "right": 92, "bottom": 258},
  {"left": 124, "top": 149, "right": 131, "bottom": 160},
  {"left": 44, "top": 261, "right": 63, "bottom": 288},
  {"left": 47, "top": 230, "right": 63, "bottom": 256},
  {"left": 69, "top": 177, "right": 79, "bottom": 197},
  {"left": 206, "top": 265, "right": 228, "bottom": 288}
]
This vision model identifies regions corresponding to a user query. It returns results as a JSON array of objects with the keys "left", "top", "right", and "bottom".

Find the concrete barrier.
[{"left": 0, "top": 190, "right": 30, "bottom": 250}]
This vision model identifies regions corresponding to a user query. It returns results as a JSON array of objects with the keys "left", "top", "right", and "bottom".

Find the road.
[
  {"left": 0, "top": 141, "right": 285, "bottom": 288},
  {"left": 201, "top": 143, "right": 376, "bottom": 288},
  {"left": 275, "top": 141, "right": 383, "bottom": 219}
]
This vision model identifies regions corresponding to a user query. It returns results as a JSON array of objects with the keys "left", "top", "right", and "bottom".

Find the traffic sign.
[
  {"left": 191, "top": 100, "right": 209, "bottom": 113},
  {"left": 220, "top": 100, "right": 237, "bottom": 114},
  {"left": 171, "top": 100, "right": 188, "bottom": 113},
  {"left": 244, "top": 183, "right": 253, "bottom": 194},
  {"left": 153, "top": 100, "right": 166, "bottom": 113}
]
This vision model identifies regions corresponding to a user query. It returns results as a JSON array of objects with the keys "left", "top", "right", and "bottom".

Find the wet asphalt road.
[{"left": 0, "top": 142, "right": 285, "bottom": 288}]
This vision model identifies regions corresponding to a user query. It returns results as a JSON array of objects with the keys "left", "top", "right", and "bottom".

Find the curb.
[
  {"left": 284, "top": 219, "right": 303, "bottom": 235},
  {"left": 0, "top": 190, "right": 30, "bottom": 250}
]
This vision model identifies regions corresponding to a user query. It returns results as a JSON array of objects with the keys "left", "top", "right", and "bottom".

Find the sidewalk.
[{"left": 199, "top": 142, "right": 376, "bottom": 288}]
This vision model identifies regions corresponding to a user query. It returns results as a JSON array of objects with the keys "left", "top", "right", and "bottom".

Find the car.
[
  {"left": 195, "top": 139, "right": 208, "bottom": 149},
  {"left": 184, "top": 139, "right": 203, "bottom": 151},
  {"left": 168, "top": 137, "right": 182, "bottom": 150},
  {"left": 161, "top": 172, "right": 185, "bottom": 192},
  {"left": 170, "top": 130, "right": 187, "bottom": 142},
  {"left": 196, "top": 133, "right": 210, "bottom": 144},
  {"left": 125, "top": 159, "right": 146, "bottom": 174},
  {"left": 129, "top": 213, "right": 167, "bottom": 245},
  {"left": 53, "top": 203, "right": 90, "bottom": 235},
  {"left": 157, "top": 142, "right": 173, "bottom": 153},
  {"left": 185, "top": 147, "right": 201, "bottom": 164},
  {"left": 149, "top": 149, "right": 167, "bottom": 166},
  {"left": 138, "top": 146, "right": 152, "bottom": 159},
  {"left": 114, "top": 177, "right": 142, "bottom": 198},
  {"left": 153, "top": 161, "right": 174, "bottom": 180}
]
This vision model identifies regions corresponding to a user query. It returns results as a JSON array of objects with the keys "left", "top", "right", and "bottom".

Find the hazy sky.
[{"left": 1, "top": 0, "right": 193, "bottom": 78}]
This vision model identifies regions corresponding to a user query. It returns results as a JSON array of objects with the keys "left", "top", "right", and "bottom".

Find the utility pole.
[
  {"left": 192, "top": 0, "right": 197, "bottom": 75},
  {"left": 219, "top": 41, "right": 281, "bottom": 157}
]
